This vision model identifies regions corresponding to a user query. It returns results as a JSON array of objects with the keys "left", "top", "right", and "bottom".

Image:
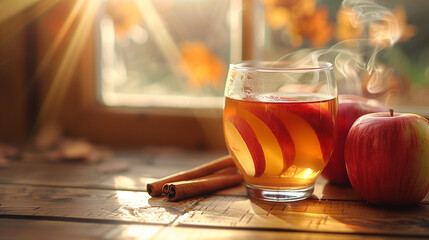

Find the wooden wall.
[{"left": 0, "top": 6, "right": 37, "bottom": 145}]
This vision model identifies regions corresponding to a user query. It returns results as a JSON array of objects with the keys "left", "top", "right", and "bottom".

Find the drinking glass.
[{"left": 223, "top": 61, "right": 337, "bottom": 202}]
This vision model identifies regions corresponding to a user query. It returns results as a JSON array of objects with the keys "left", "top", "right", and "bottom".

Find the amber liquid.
[{"left": 223, "top": 93, "right": 337, "bottom": 189}]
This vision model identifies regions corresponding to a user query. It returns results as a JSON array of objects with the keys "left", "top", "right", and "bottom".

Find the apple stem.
[{"left": 389, "top": 109, "right": 394, "bottom": 117}]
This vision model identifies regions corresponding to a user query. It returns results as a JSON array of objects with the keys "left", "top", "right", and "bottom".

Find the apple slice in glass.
[
  {"left": 236, "top": 109, "right": 287, "bottom": 176},
  {"left": 274, "top": 110, "right": 325, "bottom": 172},
  {"left": 239, "top": 107, "right": 295, "bottom": 174},
  {"left": 224, "top": 115, "right": 265, "bottom": 177},
  {"left": 281, "top": 101, "right": 335, "bottom": 163},
  {"left": 260, "top": 95, "right": 334, "bottom": 163}
]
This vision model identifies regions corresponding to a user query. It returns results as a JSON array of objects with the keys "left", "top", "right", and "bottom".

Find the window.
[{"left": 97, "top": 0, "right": 242, "bottom": 109}]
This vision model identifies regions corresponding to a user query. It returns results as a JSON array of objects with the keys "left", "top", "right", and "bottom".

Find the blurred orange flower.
[
  {"left": 335, "top": 7, "right": 364, "bottom": 42},
  {"left": 369, "top": 6, "right": 415, "bottom": 47},
  {"left": 180, "top": 42, "right": 225, "bottom": 88},
  {"left": 392, "top": 6, "right": 416, "bottom": 42},
  {"left": 262, "top": 0, "right": 333, "bottom": 48},
  {"left": 106, "top": 0, "right": 142, "bottom": 37},
  {"left": 265, "top": 6, "right": 290, "bottom": 30},
  {"left": 263, "top": 0, "right": 315, "bottom": 16},
  {"left": 297, "top": 7, "right": 334, "bottom": 48}
]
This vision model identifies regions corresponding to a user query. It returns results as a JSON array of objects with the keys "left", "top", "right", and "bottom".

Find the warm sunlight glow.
[
  {"left": 37, "top": 0, "right": 100, "bottom": 125},
  {"left": 120, "top": 225, "right": 161, "bottom": 239},
  {"left": 0, "top": 0, "right": 40, "bottom": 23},
  {"left": 34, "top": 0, "right": 85, "bottom": 83},
  {"left": 134, "top": 0, "right": 182, "bottom": 81},
  {"left": 303, "top": 168, "right": 312, "bottom": 178},
  {"left": 113, "top": 176, "right": 137, "bottom": 188},
  {"left": 0, "top": 0, "right": 60, "bottom": 42}
]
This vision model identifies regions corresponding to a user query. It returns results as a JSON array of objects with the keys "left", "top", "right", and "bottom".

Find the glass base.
[{"left": 246, "top": 184, "right": 314, "bottom": 202}]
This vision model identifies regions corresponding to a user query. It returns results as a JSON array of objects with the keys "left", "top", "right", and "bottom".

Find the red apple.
[
  {"left": 224, "top": 115, "right": 266, "bottom": 177},
  {"left": 321, "top": 95, "right": 387, "bottom": 185},
  {"left": 345, "top": 110, "right": 429, "bottom": 205}
]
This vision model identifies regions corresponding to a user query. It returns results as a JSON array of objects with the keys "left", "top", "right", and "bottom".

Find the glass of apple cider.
[{"left": 223, "top": 61, "right": 337, "bottom": 202}]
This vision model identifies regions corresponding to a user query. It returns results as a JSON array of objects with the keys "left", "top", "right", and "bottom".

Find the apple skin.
[
  {"left": 321, "top": 95, "right": 387, "bottom": 185},
  {"left": 345, "top": 112, "right": 429, "bottom": 205}
]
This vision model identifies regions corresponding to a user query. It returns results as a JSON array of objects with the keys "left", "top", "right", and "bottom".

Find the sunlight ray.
[
  {"left": 34, "top": 0, "right": 85, "bottom": 81},
  {"left": 37, "top": 0, "right": 100, "bottom": 125},
  {"left": 0, "top": 0, "right": 60, "bottom": 42},
  {"left": 134, "top": 0, "right": 184, "bottom": 86},
  {"left": 0, "top": 0, "right": 39, "bottom": 23}
]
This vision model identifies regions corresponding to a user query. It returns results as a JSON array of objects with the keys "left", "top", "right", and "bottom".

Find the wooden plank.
[
  {"left": 1, "top": 184, "right": 428, "bottom": 237},
  {"left": 1, "top": 152, "right": 428, "bottom": 203},
  {"left": 155, "top": 226, "right": 421, "bottom": 240},
  {"left": 0, "top": 219, "right": 414, "bottom": 240},
  {"left": 0, "top": 218, "right": 163, "bottom": 240},
  {"left": 312, "top": 177, "right": 360, "bottom": 201},
  {"left": 201, "top": 175, "right": 429, "bottom": 204},
  {"left": 0, "top": 183, "right": 192, "bottom": 224},
  {"left": 177, "top": 195, "right": 429, "bottom": 237},
  {"left": 0, "top": 148, "right": 365, "bottom": 201},
  {"left": 0, "top": 161, "right": 359, "bottom": 201},
  {"left": 314, "top": 177, "right": 429, "bottom": 203},
  {"left": 0, "top": 150, "right": 227, "bottom": 191}
]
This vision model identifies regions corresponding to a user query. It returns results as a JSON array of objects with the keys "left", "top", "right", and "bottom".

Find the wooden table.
[{"left": 1, "top": 148, "right": 428, "bottom": 239}]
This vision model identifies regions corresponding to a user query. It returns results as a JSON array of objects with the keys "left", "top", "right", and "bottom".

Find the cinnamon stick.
[
  {"left": 166, "top": 173, "right": 243, "bottom": 201},
  {"left": 162, "top": 166, "right": 238, "bottom": 195},
  {"left": 147, "top": 155, "right": 234, "bottom": 196},
  {"left": 162, "top": 184, "right": 170, "bottom": 195}
]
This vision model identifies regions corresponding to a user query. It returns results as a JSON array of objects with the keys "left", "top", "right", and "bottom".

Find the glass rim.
[{"left": 229, "top": 60, "right": 333, "bottom": 73}]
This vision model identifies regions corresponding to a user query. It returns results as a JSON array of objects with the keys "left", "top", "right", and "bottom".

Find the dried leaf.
[
  {"left": 0, "top": 142, "right": 20, "bottom": 159},
  {"left": 84, "top": 147, "right": 113, "bottom": 164},
  {"left": 0, "top": 157, "right": 10, "bottom": 167},
  {"left": 97, "top": 159, "right": 130, "bottom": 173},
  {"left": 60, "top": 139, "right": 92, "bottom": 159},
  {"left": 33, "top": 123, "right": 63, "bottom": 151}
]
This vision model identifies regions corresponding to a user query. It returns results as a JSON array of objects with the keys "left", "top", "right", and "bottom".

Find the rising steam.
[{"left": 277, "top": 0, "right": 403, "bottom": 96}]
